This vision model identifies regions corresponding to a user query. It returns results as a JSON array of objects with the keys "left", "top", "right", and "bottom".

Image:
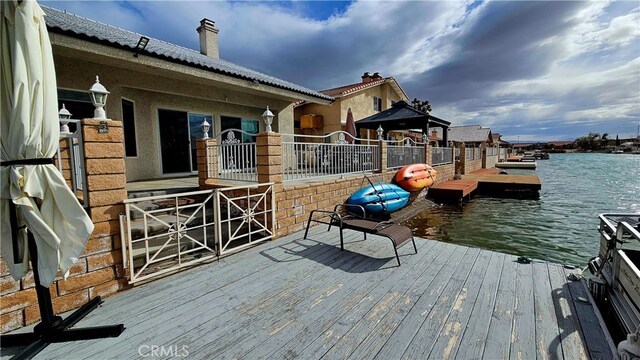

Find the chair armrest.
[
  {"left": 333, "top": 204, "right": 367, "bottom": 219},
  {"left": 308, "top": 209, "right": 343, "bottom": 226}
]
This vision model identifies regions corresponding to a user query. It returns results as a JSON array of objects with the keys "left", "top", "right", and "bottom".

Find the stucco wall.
[{"left": 53, "top": 54, "right": 295, "bottom": 181}]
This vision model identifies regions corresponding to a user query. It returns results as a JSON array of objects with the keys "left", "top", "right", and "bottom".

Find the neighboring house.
[
  {"left": 43, "top": 6, "right": 332, "bottom": 181},
  {"left": 447, "top": 125, "right": 494, "bottom": 147},
  {"left": 294, "top": 72, "right": 409, "bottom": 138},
  {"left": 492, "top": 132, "right": 511, "bottom": 147}
]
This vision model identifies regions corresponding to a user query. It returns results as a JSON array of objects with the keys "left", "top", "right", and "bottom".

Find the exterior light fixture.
[
  {"left": 58, "top": 104, "right": 72, "bottom": 134},
  {"left": 422, "top": 132, "right": 427, "bottom": 143},
  {"left": 89, "top": 76, "right": 110, "bottom": 119},
  {"left": 376, "top": 125, "right": 384, "bottom": 140},
  {"left": 262, "top": 106, "right": 274, "bottom": 132},
  {"left": 201, "top": 119, "right": 211, "bottom": 139},
  {"left": 134, "top": 36, "right": 149, "bottom": 57}
]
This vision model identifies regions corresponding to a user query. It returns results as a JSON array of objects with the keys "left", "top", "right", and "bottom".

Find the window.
[
  {"left": 373, "top": 96, "right": 383, "bottom": 111},
  {"left": 57, "top": 89, "right": 95, "bottom": 133},
  {"left": 121, "top": 99, "right": 137, "bottom": 157}
]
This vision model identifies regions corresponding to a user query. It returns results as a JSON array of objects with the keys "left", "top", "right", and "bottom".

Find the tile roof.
[
  {"left": 447, "top": 125, "right": 492, "bottom": 143},
  {"left": 42, "top": 6, "right": 333, "bottom": 102},
  {"left": 320, "top": 77, "right": 409, "bottom": 100}
]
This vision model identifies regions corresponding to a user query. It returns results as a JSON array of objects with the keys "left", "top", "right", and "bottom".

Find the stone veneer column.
[
  {"left": 378, "top": 140, "right": 387, "bottom": 172},
  {"left": 457, "top": 143, "right": 466, "bottom": 175},
  {"left": 256, "top": 132, "right": 283, "bottom": 186},
  {"left": 196, "top": 138, "right": 216, "bottom": 188},
  {"left": 481, "top": 143, "right": 487, "bottom": 169},
  {"left": 425, "top": 144, "right": 432, "bottom": 166}
]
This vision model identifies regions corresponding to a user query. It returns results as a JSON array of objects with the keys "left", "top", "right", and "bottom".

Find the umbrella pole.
[{"left": 1, "top": 204, "right": 125, "bottom": 359}]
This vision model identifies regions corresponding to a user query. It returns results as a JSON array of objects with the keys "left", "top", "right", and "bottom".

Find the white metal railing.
[
  {"left": 465, "top": 148, "right": 474, "bottom": 161},
  {"left": 499, "top": 148, "right": 508, "bottom": 160},
  {"left": 208, "top": 129, "right": 257, "bottom": 182},
  {"left": 120, "top": 183, "right": 274, "bottom": 284},
  {"left": 487, "top": 146, "right": 498, "bottom": 156},
  {"left": 57, "top": 119, "right": 88, "bottom": 207},
  {"left": 432, "top": 147, "right": 453, "bottom": 166},
  {"left": 217, "top": 183, "right": 275, "bottom": 255},
  {"left": 282, "top": 131, "right": 379, "bottom": 182},
  {"left": 386, "top": 138, "right": 425, "bottom": 169}
]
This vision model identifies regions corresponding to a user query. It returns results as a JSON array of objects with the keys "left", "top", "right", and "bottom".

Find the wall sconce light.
[
  {"left": 201, "top": 119, "right": 211, "bottom": 139},
  {"left": 134, "top": 36, "right": 149, "bottom": 57},
  {"left": 376, "top": 125, "right": 384, "bottom": 140},
  {"left": 422, "top": 132, "right": 427, "bottom": 143},
  {"left": 262, "top": 106, "right": 274, "bottom": 132},
  {"left": 89, "top": 76, "right": 110, "bottom": 119},
  {"left": 58, "top": 104, "right": 72, "bottom": 134}
]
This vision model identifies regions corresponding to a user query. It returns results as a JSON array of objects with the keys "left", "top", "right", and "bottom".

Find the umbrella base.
[
  {"left": 1, "top": 296, "right": 125, "bottom": 360},
  {"left": 1, "top": 231, "right": 124, "bottom": 360}
]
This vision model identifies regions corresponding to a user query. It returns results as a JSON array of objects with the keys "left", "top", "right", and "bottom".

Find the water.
[{"left": 404, "top": 153, "right": 640, "bottom": 266}]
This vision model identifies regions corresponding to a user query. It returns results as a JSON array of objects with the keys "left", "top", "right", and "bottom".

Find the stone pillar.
[
  {"left": 425, "top": 144, "right": 432, "bottom": 166},
  {"left": 457, "top": 143, "right": 466, "bottom": 175},
  {"left": 196, "top": 138, "right": 216, "bottom": 188},
  {"left": 378, "top": 140, "right": 387, "bottom": 173},
  {"left": 256, "top": 132, "right": 283, "bottom": 187},
  {"left": 481, "top": 143, "right": 487, "bottom": 168}
]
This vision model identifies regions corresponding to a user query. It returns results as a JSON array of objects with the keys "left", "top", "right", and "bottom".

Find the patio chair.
[{"left": 303, "top": 204, "right": 417, "bottom": 266}]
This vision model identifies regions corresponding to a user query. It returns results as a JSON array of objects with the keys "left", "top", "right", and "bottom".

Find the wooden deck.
[
  {"left": 429, "top": 180, "right": 478, "bottom": 203},
  {"left": 2, "top": 226, "right": 613, "bottom": 359}
]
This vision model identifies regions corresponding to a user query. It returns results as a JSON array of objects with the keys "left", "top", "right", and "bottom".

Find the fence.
[
  {"left": 208, "top": 129, "right": 257, "bottom": 182},
  {"left": 431, "top": 147, "right": 453, "bottom": 166},
  {"left": 487, "top": 146, "right": 498, "bottom": 156},
  {"left": 386, "top": 138, "right": 426, "bottom": 169},
  {"left": 282, "top": 131, "right": 379, "bottom": 182},
  {"left": 120, "top": 182, "right": 274, "bottom": 283},
  {"left": 57, "top": 119, "right": 88, "bottom": 207},
  {"left": 474, "top": 147, "right": 482, "bottom": 160}
]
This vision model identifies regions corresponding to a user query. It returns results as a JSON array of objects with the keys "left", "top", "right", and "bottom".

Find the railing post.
[
  {"left": 196, "top": 138, "right": 216, "bottom": 188},
  {"left": 378, "top": 140, "right": 387, "bottom": 172},
  {"left": 425, "top": 143, "right": 432, "bottom": 166},
  {"left": 457, "top": 143, "right": 466, "bottom": 174},
  {"left": 256, "top": 132, "right": 283, "bottom": 186}
]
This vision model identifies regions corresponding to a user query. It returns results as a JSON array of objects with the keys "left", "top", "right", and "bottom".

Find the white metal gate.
[{"left": 120, "top": 183, "right": 274, "bottom": 284}]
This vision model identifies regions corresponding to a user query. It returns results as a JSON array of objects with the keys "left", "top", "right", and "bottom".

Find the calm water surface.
[{"left": 404, "top": 153, "right": 640, "bottom": 266}]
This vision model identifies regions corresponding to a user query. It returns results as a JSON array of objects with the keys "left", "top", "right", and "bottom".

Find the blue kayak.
[{"left": 346, "top": 184, "right": 410, "bottom": 214}]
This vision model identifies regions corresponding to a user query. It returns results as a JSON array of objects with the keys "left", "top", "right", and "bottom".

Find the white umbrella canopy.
[{"left": 1, "top": 0, "right": 94, "bottom": 286}]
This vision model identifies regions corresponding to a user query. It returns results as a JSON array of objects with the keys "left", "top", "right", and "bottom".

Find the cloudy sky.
[{"left": 41, "top": 0, "right": 640, "bottom": 142}]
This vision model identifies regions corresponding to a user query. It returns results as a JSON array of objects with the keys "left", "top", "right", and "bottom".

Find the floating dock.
[
  {"left": 429, "top": 169, "right": 541, "bottom": 203},
  {"left": 496, "top": 161, "right": 537, "bottom": 169}
]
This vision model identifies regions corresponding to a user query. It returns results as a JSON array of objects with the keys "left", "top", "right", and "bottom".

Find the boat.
[
  {"left": 393, "top": 163, "right": 437, "bottom": 192},
  {"left": 534, "top": 151, "right": 549, "bottom": 159},
  {"left": 495, "top": 161, "right": 537, "bottom": 169},
  {"left": 346, "top": 183, "right": 410, "bottom": 214},
  {"left": 588, "top": 213, "right": 640, "bottom": 358}
]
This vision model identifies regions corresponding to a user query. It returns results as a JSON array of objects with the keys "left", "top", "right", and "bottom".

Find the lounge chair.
[{"left": 303, "top": 204, "right": 417, "bottom": 266}]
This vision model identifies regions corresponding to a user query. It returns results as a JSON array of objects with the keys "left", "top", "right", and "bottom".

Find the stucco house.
[
  {"left": 43, "top": 6, "right": 332, "bottom": 182},
  {"left": 294, "top": 72, "right": 409, "bottom": 138},
  {"left": 447, "top": 125, "right": 494, "bottom": 147}
]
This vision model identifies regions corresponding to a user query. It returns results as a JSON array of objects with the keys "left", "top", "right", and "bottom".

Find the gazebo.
[{"left": 355, "top": 100, "right": 450, "bottom": 144}]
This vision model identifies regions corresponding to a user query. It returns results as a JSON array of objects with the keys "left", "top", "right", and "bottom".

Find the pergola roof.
[{"left": 355, "top": 101, "right": 450, "bottom": 133}]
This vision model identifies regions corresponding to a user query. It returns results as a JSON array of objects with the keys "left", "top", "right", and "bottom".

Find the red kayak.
[{"left": 393, "top": 164, "right": 437, "bottom": 192}]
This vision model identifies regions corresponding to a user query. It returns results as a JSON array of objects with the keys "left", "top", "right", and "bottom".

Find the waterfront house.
[
  {"left": 43, "top": 6, "right": 332, "bottom": 182},
  {"left": 447, "top": 125, "right": 494, "bottom": 148},
  {"left": 294, "top": 72, "right": 408, "bottom": 138}
]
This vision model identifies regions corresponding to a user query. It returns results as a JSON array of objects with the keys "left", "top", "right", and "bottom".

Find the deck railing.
[
  {"left": 431, "top": 147, "right": 453, "bottom": 166},
  {"left": 208, "top": 129, "right": 257, "bottom": 182},
  {"left": 282, "top": 131, "right": 379, "bottom": 182},
  {"left": 474, "top": 147, "right": 482, "bottom": 160},
  {"left": 56, "top": 119, "right": 88, "bottom": 207},
  {"left": 386, "top": 138, "right": 426, "bottom": 169},
  {"left": 120, "top": 182, "right": 274, "bottom": 283},
  {"left": 465, "top": 147, "right": 474, "bottom": 161}
]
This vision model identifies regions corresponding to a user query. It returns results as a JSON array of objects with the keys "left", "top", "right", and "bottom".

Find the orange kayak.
[{"left": 393, "top": 164, "right": 437, "bottom": 192}]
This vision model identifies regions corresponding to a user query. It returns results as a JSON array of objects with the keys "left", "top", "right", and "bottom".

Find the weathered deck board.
[{"left": 1, "top": 227, "right": 614, "bottom": 360}]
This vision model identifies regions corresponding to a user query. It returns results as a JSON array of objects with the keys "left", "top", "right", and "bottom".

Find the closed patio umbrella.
[
  {"left": 345, "top": 108, "right": 356, "bottom": 143},
  {"left": 1, "top": 1, "right": 123, "bottom": 355},
  {"left": 1, "top": 0, "right": 93, "bottom": 287}
]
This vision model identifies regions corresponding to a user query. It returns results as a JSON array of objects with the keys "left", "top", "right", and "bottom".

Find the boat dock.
[
  {"left": 429, "top": 169, "right": 542, "bottom": 203},
  {"left": 2, "top": 227, "right": 614, "bottom": 359}
]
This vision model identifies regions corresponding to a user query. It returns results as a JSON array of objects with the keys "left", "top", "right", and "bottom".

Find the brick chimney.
[
  {"left": 371, "top": 72, "right": 382, "bottom": 81},
  {"left": 362, "top": 72, "right": 372, "bottom": 83},
  {"left": 431, "top": 130, "right": 438, "bottom": 139},
  {"left": 197, "top": 18, "right": 219, "bottom": 58}
]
